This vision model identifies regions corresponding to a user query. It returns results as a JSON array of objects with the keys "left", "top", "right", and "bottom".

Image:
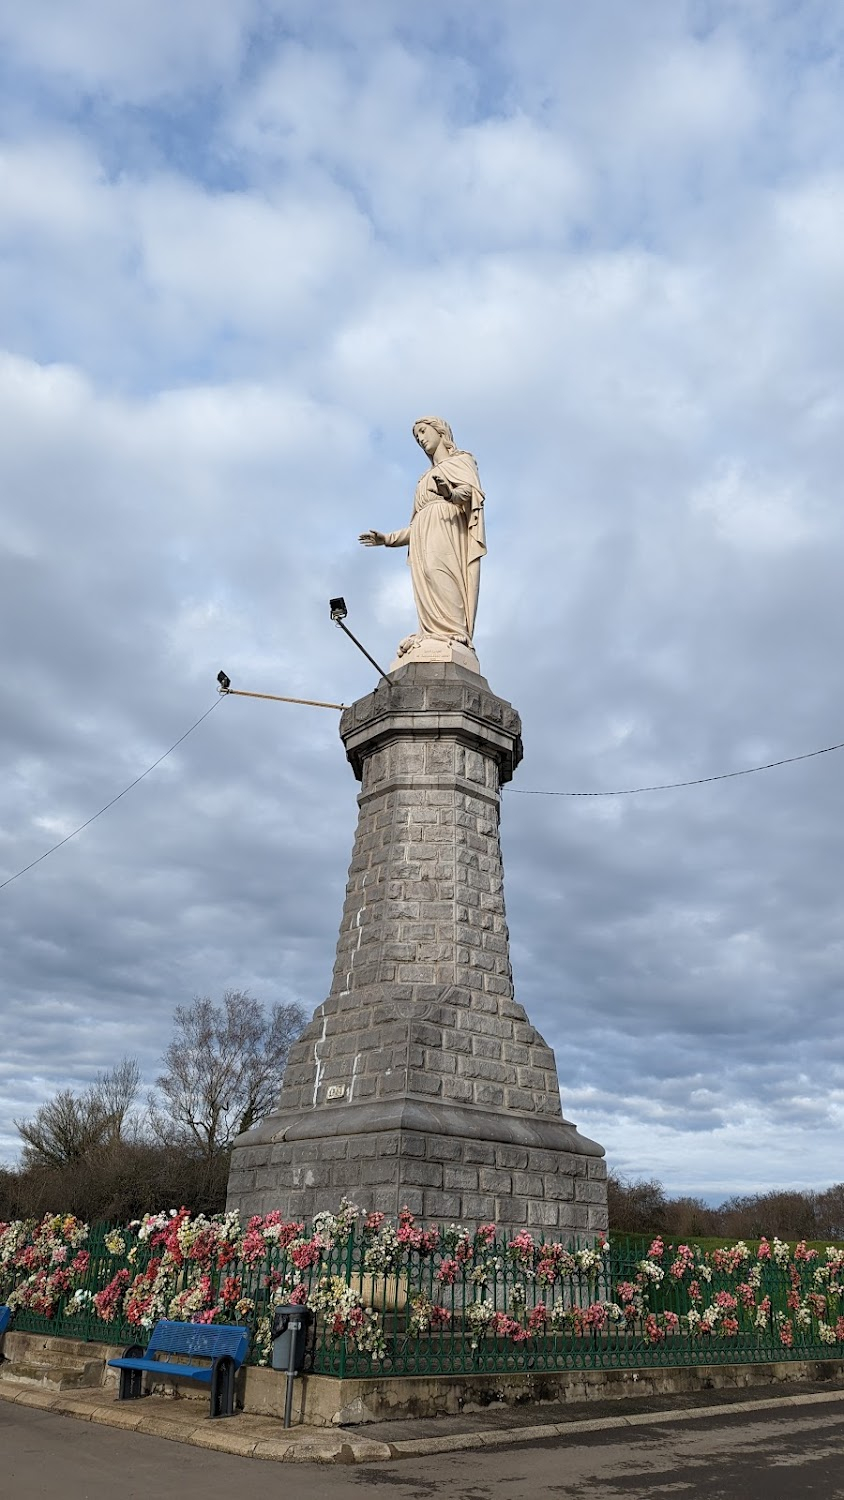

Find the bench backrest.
[
  {"left": 147, "top": 1319, "right": 249, "bottom": 1366},
  {"left": 0, "top": 1305, "right": 11, "bottom": 1336}
]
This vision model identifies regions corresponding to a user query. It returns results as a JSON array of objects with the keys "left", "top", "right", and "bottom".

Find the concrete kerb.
[
  {"left": 385, "top": 1389, "right": 844, "bottom": 1456},
  {"left": 4, "top": 1379, "right": 844, "bottom": 1465},
  {"left": 0, "top": 1383, "right": 391, "bottom": 1463}
]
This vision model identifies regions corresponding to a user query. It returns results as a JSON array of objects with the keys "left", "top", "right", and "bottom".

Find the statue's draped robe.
[{"left": 385, "top": 450, "right": 486, "bottom": 644}]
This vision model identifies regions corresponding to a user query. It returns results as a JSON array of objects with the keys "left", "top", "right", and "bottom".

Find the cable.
[
  {"left": 5, "top": 694, "right": 843, "bottom": 890},
  {"left": 0, "top": 698, "right": 223, "bottom": 892},
  {"left": 509, "top": 738, "right": 844, "bottom": 797}
]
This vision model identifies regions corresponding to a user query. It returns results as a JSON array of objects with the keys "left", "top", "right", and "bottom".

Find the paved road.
[{"left": 5, "top": 1397, "right": 844, "bottom": 1498}]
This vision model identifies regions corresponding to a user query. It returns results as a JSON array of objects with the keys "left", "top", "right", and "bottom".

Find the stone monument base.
[
  {"left": 227, "top": 1096, "right": 606, "bottom": 1233},
  {"left": 227, "top": 662, "right": 607, "bottom": 1237}
]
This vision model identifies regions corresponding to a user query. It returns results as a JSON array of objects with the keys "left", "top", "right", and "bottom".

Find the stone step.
[
  {"left": 1, "top": 1333, "right": 108, "bottom": 1391},
  {"left": 0, "top": 1355, "right": 105, "bottom": 1390}
]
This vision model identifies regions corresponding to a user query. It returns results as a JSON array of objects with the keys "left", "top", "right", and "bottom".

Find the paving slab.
[
  {"left": 363, "top": 1372, "right": 844, "bottom": 1446},
  {"left": 7, "top": 1386, "right": 62, "bottom": 1410},
  {"left": 3, "top": 1374, "right": 844, "bottom": 1464}
]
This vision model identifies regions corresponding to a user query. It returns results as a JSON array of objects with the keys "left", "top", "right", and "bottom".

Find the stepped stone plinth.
[{"left": 227, "top": 662, "right": 607, "bottom": 1234}]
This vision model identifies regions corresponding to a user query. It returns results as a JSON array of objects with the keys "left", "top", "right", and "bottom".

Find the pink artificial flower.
[
  {"left": 489, "top": 1313, "right": 522, "bottom": 1340},
  {"left": 435, "top": 1258, "right": 459, "bottom": 1286},
  {"left": 526, "top": 1303, "right": 548, "bottom": 1334},
  {"left": 275, "top": 1221, "right": 304, "bottom": 1249},
  {"left": 220, "top": 1276, "right": 243, "bottom": 1307},
  {"left": 794, "top": 1240, "right": 818, "bottom": 1263},
  {"left": 241, "top": 1228, "right": 267, "bottom": 1264},
  {"left": 536, "top": 1257, "right": 559, "bottom": 1285},
  {"left": 93, "top": 1268, "right": 130, "bottom": 1322},
  {"left": 290, "top": 1237, "right": 324, "bottom": 1269},
  {"left": 187, "top": 1229, "right": 218, "bottom": 1266},
  {"left": 580, "top": 1303, "right": 609, "bottom": 1332},
  {"left": 644, "top": 1313, "right": 666, "bottom": 1344}
]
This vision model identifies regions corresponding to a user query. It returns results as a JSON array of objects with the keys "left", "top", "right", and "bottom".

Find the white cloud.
[
  {"left": 1, "top": 2, "right": 844, "bottom": 1202},
  {"left": 692, "top": 463, "right": 819, "bottom": 551},
  {"left": 0, "top": 0, "right": 256, "bottom": 102},
  {"left": 131, "top": 176, "right": 375, "bottom": 335},
  {"left": 229, "top": 39, "right": 587, "bottom": 252}
]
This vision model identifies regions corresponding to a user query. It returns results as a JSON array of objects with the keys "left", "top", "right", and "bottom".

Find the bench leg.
[
  {"left": 210, "top": 1356, "right": 236, "bottom": 1418},
  {"left": 117, "top": 1348, "right": 146, "bottom": 1401}
]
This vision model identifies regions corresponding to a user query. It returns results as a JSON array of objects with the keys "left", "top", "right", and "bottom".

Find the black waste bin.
[
  {"left": 271, "top": 1303, "right": 312, "bottom": 1371},
  {"left": 271, "top": 1304, "right": 313, "bottom": 1427}
]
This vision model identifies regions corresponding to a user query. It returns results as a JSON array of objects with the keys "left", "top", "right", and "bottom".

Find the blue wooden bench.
[
  {"left": 0, "top": 1305, "right": 12, "bottom": 1338},
  {"left": 108, "top": 1320, "right": 250, "bottom": 1418}
]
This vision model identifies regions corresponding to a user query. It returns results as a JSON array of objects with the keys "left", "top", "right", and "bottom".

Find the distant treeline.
[
  {"left": 609, "top": 1173, "right": 844, "bottom": 1242},
  {"left": 0, "top": 991, "right": 305, "bottom": 1224},
  {"left": 0, "top": 1137, "right": 231, "bottom": 1224},
  {"left": 5, "top": 1153, "right": 843, "bottom": 1244}
]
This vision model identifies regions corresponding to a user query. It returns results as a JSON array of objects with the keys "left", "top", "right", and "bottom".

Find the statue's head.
[{"left": 412, "top": 415, "right": 456, "bottom": 457}]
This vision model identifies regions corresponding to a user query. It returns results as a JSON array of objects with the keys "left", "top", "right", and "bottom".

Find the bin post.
[{"left": 270, "top": 1304, "right": 313, "bottom": 1429}]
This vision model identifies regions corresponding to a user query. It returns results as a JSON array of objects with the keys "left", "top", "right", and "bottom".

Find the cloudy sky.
[{"left": 1, "top": 1, "right": 843, "bottom": 1200}]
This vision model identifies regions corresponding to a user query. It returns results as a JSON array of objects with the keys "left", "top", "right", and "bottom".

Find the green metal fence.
[{"left": 3, "top": 1220, "right": 843, "bottom": 1378}]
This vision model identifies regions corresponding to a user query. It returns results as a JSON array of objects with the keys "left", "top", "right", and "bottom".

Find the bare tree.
[
  {"left": 96, "top": 1056, "right": 142, "bottom": 1139},
  {"left": 15, "top": 1058, "right": 141, "bottom": 1169},
  {"left": 153, "top": 991, "right": 306, "bottom": 1161},
  {"left": 815, "top": 1184, "right": 844, "bottom": 1240},
  {"left": 607, "top": 1172, "right": 669, "bottom": 1235}
]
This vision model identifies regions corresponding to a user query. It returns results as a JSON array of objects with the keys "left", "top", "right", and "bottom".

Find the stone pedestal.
[{"left": 227, "top": 663, "right": 607, "bottom": 1235}]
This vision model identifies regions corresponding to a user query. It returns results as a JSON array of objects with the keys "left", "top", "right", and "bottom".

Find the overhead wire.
[
  {"left": 0, "top": 698, "right": 223, "bottom": 893},
  {"left": 3, "top": 690, "right": 844, "bottom": 892},
  {"left": 509, "top": 738, "right": 844, "bottom": 797}
]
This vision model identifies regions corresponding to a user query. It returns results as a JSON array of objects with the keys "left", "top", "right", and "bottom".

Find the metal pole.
[
  {"left": 333, "top": 619, "right": 391, "bottom": 683},
  {"left": 219, "top": 688, "right": 347, "bottom": 710},
  {"left": 283, "top": 1311, "right": 303, "bottom": 1429},
  {"left": 283, "top": 1368, "right": 296, "bottom": 1429}
]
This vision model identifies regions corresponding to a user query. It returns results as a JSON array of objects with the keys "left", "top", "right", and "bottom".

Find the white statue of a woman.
[{"left": 359, "top": 416, "right": 486, "bottom": 669}]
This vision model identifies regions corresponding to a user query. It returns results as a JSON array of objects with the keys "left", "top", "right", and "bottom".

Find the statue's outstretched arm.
[{"left": 359, "top": 527, "right": 410, "bottom": 548}]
